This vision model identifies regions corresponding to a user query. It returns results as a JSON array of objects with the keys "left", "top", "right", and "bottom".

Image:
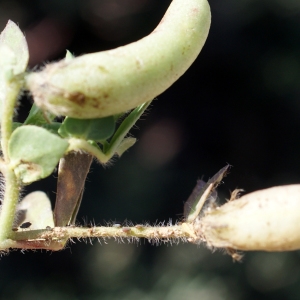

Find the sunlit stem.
[
  {"left": 67, "top": 138, "right": 111, "bottom": 164},
  {"left": 0, "top": 168, "right": 20, "bottom": 243},
  {"left": 11, "top": 223, "right": 199, "bottom": 246},
  {"left": 0, "top": 238, "right": 67, "bottom": 251},
  {"left": 0, "top": 78, "right": 22, "bottom": 244}
]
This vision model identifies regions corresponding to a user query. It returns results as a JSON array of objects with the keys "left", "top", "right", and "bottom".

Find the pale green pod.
[
  {"left": 26, "top": 0, "right": 211, "bottom": 119},
  {"left": 199, "top": 185, "right": 300, "bottom": 251},
  {"left": 15, "top": 191, "right": 54, "bottom": 229}
]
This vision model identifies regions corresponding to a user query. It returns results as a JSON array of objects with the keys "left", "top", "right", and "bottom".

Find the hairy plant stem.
[
  {"left": 67, "top": 138, "right": 111, "bottom": 163},
  {"left": 0, "top": 79, "right": 22, "bottom": 244},
  {"left": 0, "top": 168, "right": 20, "bottom": 243},
  {"left": 0, "top": 158, "right": 6, "bottom": 175},
  {"left": 0, "top": 238, "right": 67, "bottom": 251},
  {"left": 9, "top": 223, "right": 199, "bottom": 250}
]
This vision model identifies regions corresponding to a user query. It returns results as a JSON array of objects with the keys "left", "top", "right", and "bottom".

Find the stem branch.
[
  {"left": 0, "top": 78, "right": 22, "bottom": 245},
  {"left": 67, "top": 138, "right": 111, "bottom": 164}
]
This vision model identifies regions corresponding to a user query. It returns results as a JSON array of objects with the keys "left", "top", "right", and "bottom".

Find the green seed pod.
[
  {"left": 26, "top": 0, "right": 211, "bottom": 119},
  {"left": 199, "top": 185, "right": 300, "bottom": 251}
]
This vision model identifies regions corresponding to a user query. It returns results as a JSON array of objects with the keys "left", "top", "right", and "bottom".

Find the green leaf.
[
  {"left": 8, "top": 125, "right": 69, "bottom": 183},
  {"left": 115, "top": 137, "right": 136, "bottom": 157},
  {"left": 24, "top": 103, "right": 56, "bottom": 125},
  {"left": 0, "top": 20, "right": 29, "bottom": 75},
  {"left": 0, "top": 21, "right": 29, "bottom": 122},
  {"left": 0, "top": 46, "right": 15, "bottom": 80},
  {"left": 41, "top": 122, "right": 61, "bottom": 135},
  {"left": 58, "top": 116, "right": 115, "bottom": 141},
  {"left": 12, "top": 122, "right": 22, "bottom": 131},
  {"left": 105, "top": 101, "right": 151, "bottom": 156}
]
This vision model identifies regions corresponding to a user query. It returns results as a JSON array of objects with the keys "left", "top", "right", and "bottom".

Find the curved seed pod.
[
  {"left": 26, "top": 0, "right": 211, "bottom": 119},
  {"left": 199, "top": 185, "right": 300, "bottom": 251}
]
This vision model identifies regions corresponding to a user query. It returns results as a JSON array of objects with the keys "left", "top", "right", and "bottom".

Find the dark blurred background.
[{"left": 1, "top": 0, "right": 300, "bottom": 299}]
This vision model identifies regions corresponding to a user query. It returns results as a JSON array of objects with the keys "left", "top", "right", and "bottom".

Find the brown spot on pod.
[{"left": 65, "top": 91, "right": 86, "bottom": 106}]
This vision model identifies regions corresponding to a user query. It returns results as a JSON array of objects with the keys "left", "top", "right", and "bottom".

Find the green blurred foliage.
[{"left": 0, "top": 0, "right": 300, "bottom": 299}]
